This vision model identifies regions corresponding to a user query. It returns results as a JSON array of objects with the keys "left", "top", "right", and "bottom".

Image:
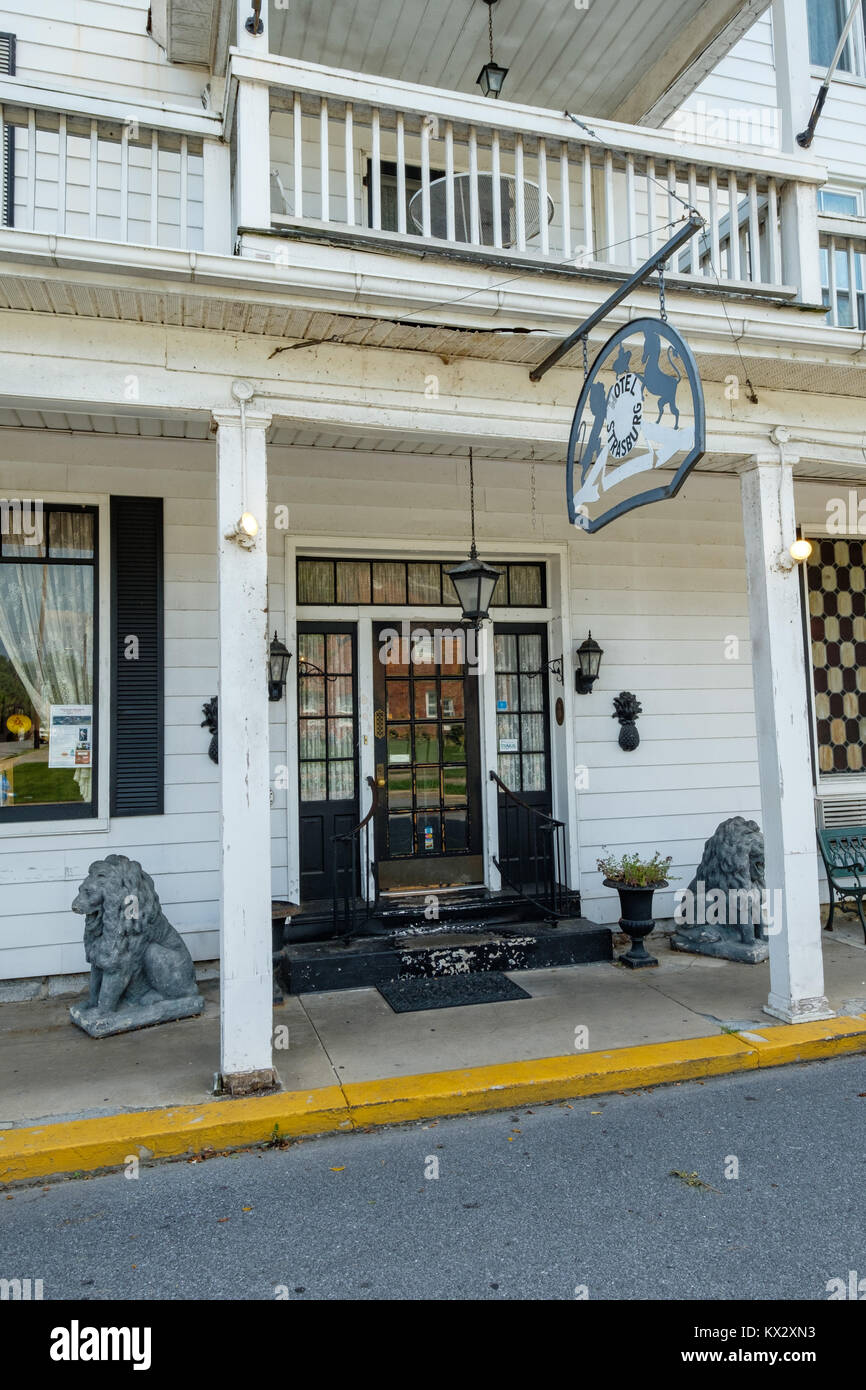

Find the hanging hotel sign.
[{"left": 566, "top": 317, "right": 705, "bottom": 534}]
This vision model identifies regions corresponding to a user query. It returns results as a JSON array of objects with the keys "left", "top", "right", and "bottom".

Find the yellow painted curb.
[
  {"left": 3, "top": 1018, "right": 866, "bottom": 1185},
  {"left": 0, "top": 1086, "right": 349, "bottom": 1184},
  {"left": 736, "top": 1015, "right": 866, "bottom": 1066},
  {"left": 343, "top": 1033, "right": 756, "bottom": 1126}
]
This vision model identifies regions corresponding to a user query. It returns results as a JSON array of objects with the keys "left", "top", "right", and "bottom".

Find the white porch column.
[
  {"left": 739, "top": 451, "right": 832, "bottom": 1023},
  {"left": 772, "top": 0, "right": 812, "bottom": 153},
  {"left": 234, "top": 80, "right": 272, "bottom": 234},
  {"left": 214, "top": 397, "right": 277, "bottom": 1092}
]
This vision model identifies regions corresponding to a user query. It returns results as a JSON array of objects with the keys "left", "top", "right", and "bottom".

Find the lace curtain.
[{"left": 0, "top": 513, "right": 94, "bottom": 802}]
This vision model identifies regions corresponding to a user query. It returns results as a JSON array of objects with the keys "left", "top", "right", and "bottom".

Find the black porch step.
[
  {"left": 276, "top": 886, "right": 581, "bottom": 946},
  {"left": 277, "top": 917, "right": 612, "bottom": 994}
]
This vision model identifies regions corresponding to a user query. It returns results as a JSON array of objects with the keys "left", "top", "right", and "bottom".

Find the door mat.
[{"left": 378, "top": 971, "right": 531, "bottom": 1013}]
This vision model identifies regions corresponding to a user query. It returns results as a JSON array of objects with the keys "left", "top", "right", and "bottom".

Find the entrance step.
[
  {"left": 277, "top": 918, "right": 612, "bottom": 994},
  {"left": 276, "top": 886, "right": 582, "bottom": 946}
]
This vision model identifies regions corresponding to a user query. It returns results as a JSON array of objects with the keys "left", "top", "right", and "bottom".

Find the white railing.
[
  {"left": 0, "top": 103, "right": 205, "bottom": 250},
  {"left": 819, "top": 217, "right": 866, "bottom": 328},
  {"left": 231, "top": 53, "right": 826, "bottom": 297}
]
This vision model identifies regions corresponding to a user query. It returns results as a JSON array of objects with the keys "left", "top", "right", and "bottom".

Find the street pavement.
[{"left": 3, "top": 1054, "right": 865, "bottom": 1301}]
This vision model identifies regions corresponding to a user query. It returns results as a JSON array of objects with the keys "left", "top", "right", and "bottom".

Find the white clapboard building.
[{"left": 0, "top": 0, "right": 863, "bottom": 1088}]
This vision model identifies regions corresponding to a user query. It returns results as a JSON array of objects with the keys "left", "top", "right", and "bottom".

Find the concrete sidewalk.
[{"left": 2, "top": 921, "right": 866, "bottom": 1132}]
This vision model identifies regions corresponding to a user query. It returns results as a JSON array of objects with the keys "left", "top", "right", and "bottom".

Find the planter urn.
[{"left": 604, "top": 878, "right": 667, "bottom": 968}]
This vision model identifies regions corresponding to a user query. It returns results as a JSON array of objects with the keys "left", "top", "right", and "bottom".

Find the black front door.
[
  {"left": 493, "top": 624, "right": 553, "bottom": 888},
  {"left": 373, "top": 622, "right": 483, "bottom": 891},
  {"left": 297, "top": 624, "right": 359, "bottom": 904}
]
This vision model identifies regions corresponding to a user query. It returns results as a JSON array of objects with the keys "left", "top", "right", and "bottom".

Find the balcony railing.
[
  {"left": 0, "top": 103, "right": 204, "bottom": 249},
  {"left": 231, "top": 52, "right": 827, "bottom": 300},
  {"left": 819, "top": 215, "right": 866, "bottom": 328}
]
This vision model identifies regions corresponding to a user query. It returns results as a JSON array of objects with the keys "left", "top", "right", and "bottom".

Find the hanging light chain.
[
  {"left": 469, "top": 447, "right": 477, "bottom": 552},
  {"left": 658, "top": 263, "right": 667, "bottom": 322},
  {"left": 582, "top": 335, "right": 588, "bottom": 377},
  {"left": 488, "top": 1, "right": 494, "bottom": 63}
]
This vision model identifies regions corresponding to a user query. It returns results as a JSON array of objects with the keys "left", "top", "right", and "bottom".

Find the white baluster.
[
  {"left": 469, "top": 125, "right": 480, "bottom": 246},
  {"left": 445, "top": 121, "right": 455, "bottom": 242},
  {"left": 708, "top": 167, "right": 720, "bottom": 275},
  {"left": 559, "top": 141, "right": 570, "bottom": 260},
  {"left": 767, "top": 177, "right": 780, "bottom": 285},
  {"left": 420, "top": 115, "right": 431, "bottom": 237},
  {"left": 727, "top": 171, "right": 740, "bottom": 280},
  {"left": 748, "top": 173, "right": 760, "bottom": 282},
  {"left": 625, "top": 153, "right": 636, "bottom": 263},
  {"left": 537, "top": 137, "right": 549, "bottom": 255},
  {"left": 395, "top": 111, "right": 405, "bottom": 234},
  {"left": 828, "top": 235, "right": 838, "bottom": 325},
  {"left": 293, "top": 93, "right": 303, "bottom": 218},
  {"left": 688, "top": 163, "right": 698, "bottom": 273},
  {"left": 666, "top": 159, "right": 676, "bottom": 234},
  {"left": 345, "top": 101, "right": 355, "bottom": 226},
  {"left": 646, "top": 156, "right": 655, "bottom": 255},
  {"left": 582, "top": 144, "right": 593, "bottom": 260},
  {"left": 179, "top": 134, "right": 188, "bottom": 248},
  {"left": 57, "top": 112, "right": 67, "bottom": 235},
  {"left": 319, "top": 97, "right": 329, "bottom": 223},
  {"left": 371, "top": 108, "right": 381, "bottom": 230},
  {"left": 603, "top": 149, "right": 615, "bottom": 263},
  {"left": 23, "top": 108, "right": 37, "bottom": 231},
  {"left": 848, "top": 238, "right": 858, "bottom": 327},
  {"left": 491, "top": 129, "right": 502, "bottom": 249},
  {"left": 515, "top": 133, "right": 526, "bottom": 251},
  {"left": 88, "top": 117, "right": 98, "bottom": 239},
  {"left": 150, "top": 129, "right": 159, "bottom": 244}
]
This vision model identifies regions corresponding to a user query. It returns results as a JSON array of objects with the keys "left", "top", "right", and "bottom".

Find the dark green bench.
[{"left": 817, "top": 826, "right": 866, "bottom": 940}]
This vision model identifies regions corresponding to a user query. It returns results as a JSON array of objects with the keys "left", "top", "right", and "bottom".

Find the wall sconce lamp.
[
  {"left": 778, "top": 535, "right": 813, "bottom": 571},
  {"left": 477, "top": 0, "right": 509, "bottom": 98},
  {"left": 268, "top": 632, "right": 291, "bottom": 702},
  {"left": 575, "top": 632, "right": 604, "bottom": 694},
  {"left": 225, "top": 512, "right": 260, "bottom": 550}
]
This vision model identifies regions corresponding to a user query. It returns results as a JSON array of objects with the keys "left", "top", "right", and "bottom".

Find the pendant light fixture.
[
  {"left": 447, "top": 450, "right": 503, "bottom": 626},
  {"left": 477, "top": 0, "right": 509, "bottom": 99}
]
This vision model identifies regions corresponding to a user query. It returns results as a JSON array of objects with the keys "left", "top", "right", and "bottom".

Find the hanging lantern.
[
  {"left": 477, "top": 0, "right": 509, "bottom": 99},
  {"left": 447, "top": 450, "right": 502, "bottom": 626}
]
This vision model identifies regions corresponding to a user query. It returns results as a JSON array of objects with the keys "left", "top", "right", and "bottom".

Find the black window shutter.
[
  {"left": 111, "top": 497, "right": 164, "bottom": 816},
  {"left": 0, "top": 34, "right": 14, "bottom": 228}
]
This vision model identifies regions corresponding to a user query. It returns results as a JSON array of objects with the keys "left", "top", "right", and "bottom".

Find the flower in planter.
[{"left": 596, "top": 850, "right": 674, "bottom": 887}]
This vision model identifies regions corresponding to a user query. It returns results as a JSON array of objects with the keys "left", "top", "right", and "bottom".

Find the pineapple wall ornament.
[
  {"left": 613, "top": 691, "right": 642, "bottom": 751},
  {"left": 201, "top": 697, "right": 218, "bottom": 764}
]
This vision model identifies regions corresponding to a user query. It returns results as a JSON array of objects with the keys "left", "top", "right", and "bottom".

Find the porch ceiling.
[
  {"left": 0, "top": 408, "right": 862, "bottom": 484},
  {"left": 268, "top": 0, "right": 770, "bottom": 123},
  {"left": 3, "top": 263, "right": 865, "bottom": 400}
]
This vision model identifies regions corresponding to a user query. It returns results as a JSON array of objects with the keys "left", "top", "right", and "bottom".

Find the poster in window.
[{"left": 48, "top": 705, "right": 93, "bottom": 770}]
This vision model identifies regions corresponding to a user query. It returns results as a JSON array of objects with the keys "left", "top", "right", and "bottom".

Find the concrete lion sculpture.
[
  {"left": 69, "top": 854, "right": 203, "bottom": 1036},
  {"left": 672, "top": 816, "right": 768, "bottom": 963}
]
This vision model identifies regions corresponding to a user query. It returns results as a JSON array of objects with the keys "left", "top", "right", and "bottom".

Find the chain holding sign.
[{"left": 566, "top": 317, "right": 705, "bottom": 534}]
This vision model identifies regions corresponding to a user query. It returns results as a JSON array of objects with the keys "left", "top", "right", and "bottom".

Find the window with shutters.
[
  {"left": 111, "top": 497, "right": 163, "bottom": 817},
  {"left": 0, "top": 33, "right": 14, "bottom": 228},
  {"left": 0, "top": 504, "right": 98, "bottom": 821}
]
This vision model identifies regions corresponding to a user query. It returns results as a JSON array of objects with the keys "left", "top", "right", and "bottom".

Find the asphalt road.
[{"left": 3, "top": 1054, "right": 865, "bottom": 1301}]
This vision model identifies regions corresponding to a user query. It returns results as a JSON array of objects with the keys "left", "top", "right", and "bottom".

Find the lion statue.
[
  {"left": 71, "top": 854, "right": 200, "bottom": 1020},
  {"left": 673, "top": 816, "right": 767, "bottom": 960}
]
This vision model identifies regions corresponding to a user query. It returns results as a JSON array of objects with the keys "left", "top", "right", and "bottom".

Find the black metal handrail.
[
  {"left": 331, "top": 774, "right": 378, "bottom": 937},
  {"left": 490, "top": 769, "right": 568, "bottom": 920}
]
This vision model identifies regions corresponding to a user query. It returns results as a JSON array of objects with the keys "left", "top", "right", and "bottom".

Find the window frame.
[
  {"left": 0, "top": 494, "right": 110, "bottom": 833},
  {"left": 807, "top": 0, "right": 866, "bottom": 80}
]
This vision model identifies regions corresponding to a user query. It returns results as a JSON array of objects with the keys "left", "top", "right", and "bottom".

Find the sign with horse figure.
[{"left": 566, "top": 317, "right": 705, "bottom": 534}]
